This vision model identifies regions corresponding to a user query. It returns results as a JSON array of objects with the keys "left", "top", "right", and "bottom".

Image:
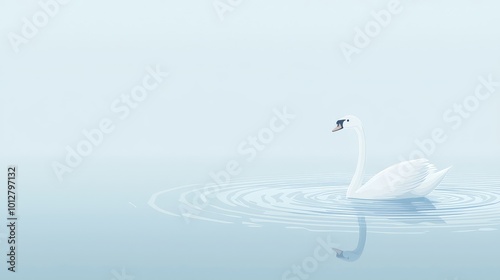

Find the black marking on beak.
[{"left": 332, "top": 119, "right": 346, "bottom": 132}]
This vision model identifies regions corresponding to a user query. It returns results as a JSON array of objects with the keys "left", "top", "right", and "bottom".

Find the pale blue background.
[
  {"left": 1, "top": 0, "right": 499, "bottom": 165},
  {"left": 0, "top": 1, "right": 499, "bottom": 279}
]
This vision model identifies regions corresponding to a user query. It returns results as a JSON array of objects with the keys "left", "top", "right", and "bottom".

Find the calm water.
[
  {"left": 152, "top": 173, "right": 500, "bottom": 234},
  {"left": 2, "top": 164, "right": 499, "bottom": 280},
  {"left": 146, "top": 170, "right": 500, "bottom": 280}
]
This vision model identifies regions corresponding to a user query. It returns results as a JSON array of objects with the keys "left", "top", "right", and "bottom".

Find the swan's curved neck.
[{"left": 347, "top": 126, "right": 365, "bottom": 197}]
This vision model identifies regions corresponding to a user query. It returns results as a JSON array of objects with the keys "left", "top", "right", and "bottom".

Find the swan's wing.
[
  {"left": 355, "top": 159, "right": 437, "bottom": 199},
  {"left": 412, "top": 166, "right": 451, "bottom": 196}
]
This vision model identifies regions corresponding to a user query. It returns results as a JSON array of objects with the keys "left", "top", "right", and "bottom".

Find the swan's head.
[{"left": 332, "top": 115, "right": 362, "bottom": 132}]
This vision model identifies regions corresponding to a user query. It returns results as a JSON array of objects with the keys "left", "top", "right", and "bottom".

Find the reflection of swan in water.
[
  {"left": 332, "top": 198, "right": 444, "bottom": 262},
  {"left": 333, "top": 216, "right": 366, "bottom": 262},
  {"left": 332, "top": 115, "right": 451, "bottom": 199}
]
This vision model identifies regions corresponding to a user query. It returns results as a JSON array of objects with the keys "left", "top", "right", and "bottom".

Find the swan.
[{"left": 332, "top": 115, "right": 451, "bottom": 200}]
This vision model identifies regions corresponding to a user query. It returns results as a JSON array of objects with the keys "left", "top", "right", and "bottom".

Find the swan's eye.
[{"left": 347, "top": 119, "right": 349, "bottom": 122}]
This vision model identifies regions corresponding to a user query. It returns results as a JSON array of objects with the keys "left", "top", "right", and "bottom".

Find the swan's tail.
[{"left": 413, "top": 166, "right": 452, "bottom": 196}]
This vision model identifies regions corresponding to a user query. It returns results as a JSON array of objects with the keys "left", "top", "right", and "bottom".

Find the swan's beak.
[
  {"left": 332, "top": 119, "right": 345, "bottom": 132},
  {"left": 332, "top": 124, "right": 343, "bottom": 132}
]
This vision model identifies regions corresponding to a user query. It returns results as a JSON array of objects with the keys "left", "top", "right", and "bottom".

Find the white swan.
[{"left": 332, "top": 115, "right": 451, "bottom": 200}]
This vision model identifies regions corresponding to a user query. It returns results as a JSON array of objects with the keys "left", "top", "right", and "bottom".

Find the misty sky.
[{"left": 1, "top": 0, "right": 499, "bottom": 172}]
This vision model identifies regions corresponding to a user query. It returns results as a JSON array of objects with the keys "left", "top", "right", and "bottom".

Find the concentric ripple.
[{"left": 149, "top": 173, "right": 500, "bottom": 233}]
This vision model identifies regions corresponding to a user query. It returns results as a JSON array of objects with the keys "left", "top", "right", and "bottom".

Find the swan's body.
[{"left": 332, "top": 115, "right": 451, "bottom": 200}]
